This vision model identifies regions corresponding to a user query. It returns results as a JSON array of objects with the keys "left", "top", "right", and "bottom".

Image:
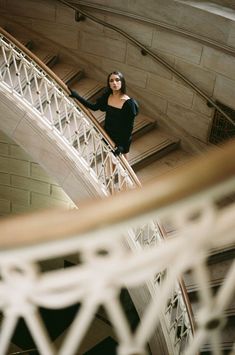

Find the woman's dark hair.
[{"left": 107, "top": 71, "right": 126, "bottom": 94}]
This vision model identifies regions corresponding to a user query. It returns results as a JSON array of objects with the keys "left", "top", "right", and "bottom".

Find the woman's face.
[{"left": 109, "top": 74, "right": 122, "bottom": 92}]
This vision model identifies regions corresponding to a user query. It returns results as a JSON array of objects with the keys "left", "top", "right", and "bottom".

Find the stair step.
[
  {"left": 50, "top": 62, "right": 84, "bottom": 84},
  {"left": 136, "top": 148, "right": 194, "bottom": 184},
  {"left": 132, "top": 114, "right": 156, "bottom": 139},
  {"left": 184, "top": 247, "right": 235, "bottom": 294},
  {"left": 31, "top": 48, "right": 58, "bottom": 67},
  {"left": 17, "top": 38, "right": 34, "bottom": 50},
  {"left": 130, "top": 128, "right": 180, "bottom": 170},
  {"left": 70, "top": 77, "right": 104, "bottom": 100}
]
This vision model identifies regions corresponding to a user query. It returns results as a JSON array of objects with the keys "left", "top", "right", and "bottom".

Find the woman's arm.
[{"left": 69, "top": 89, "right": 108, "bottom": 111}]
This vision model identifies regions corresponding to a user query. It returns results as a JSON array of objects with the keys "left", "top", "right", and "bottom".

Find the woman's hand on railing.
[
  {"left": 114, "top": 145, "right": 124, "bottom": 156},
  {"left": 68, "top": 86, "right": 78, "bottom": 98}
]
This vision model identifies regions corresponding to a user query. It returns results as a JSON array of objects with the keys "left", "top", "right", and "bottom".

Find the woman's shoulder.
[{"left": 124, "top": 97, "right": 139, "bottom": 115}]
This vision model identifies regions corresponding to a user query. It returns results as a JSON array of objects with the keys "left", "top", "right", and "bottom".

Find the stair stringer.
[{"left": 0, "top": 88, "right": 108, "bottom": 203}]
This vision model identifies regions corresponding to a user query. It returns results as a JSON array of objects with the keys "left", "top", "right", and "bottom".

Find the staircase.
[
  {"left": 1, "top": 25, "right": 234, "bottom": 355},
  {"left": 5, "top": 27, "right": 193, "bottom": 186}
]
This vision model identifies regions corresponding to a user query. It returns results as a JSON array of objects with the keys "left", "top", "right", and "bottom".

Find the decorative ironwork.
[{"left": 209, "top": 101, "right": 235, "bottom": 144}]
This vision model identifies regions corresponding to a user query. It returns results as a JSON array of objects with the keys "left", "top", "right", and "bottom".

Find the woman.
[{"left": 69, "top": 71, "right": 139, "bottom": 160}]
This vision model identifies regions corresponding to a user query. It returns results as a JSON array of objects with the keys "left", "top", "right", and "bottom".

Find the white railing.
[
  {"left": 0, "top": 139, "right": 235, "bottom": 355},
  {"left": 0, "top": 28, "right": 139, "bottom": 196}
]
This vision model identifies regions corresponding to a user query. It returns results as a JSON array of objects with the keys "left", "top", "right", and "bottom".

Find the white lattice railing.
[
  {"left": 1, "top": 27, "right": 234, "bottom": 354},
  {"left": 0, "top": 28, "right": 139, "bottom": 196}
]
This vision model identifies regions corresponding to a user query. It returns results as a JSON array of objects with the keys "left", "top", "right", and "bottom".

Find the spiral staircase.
[{"left": 0, "top": 1, "right": 235, "bottom": 354}]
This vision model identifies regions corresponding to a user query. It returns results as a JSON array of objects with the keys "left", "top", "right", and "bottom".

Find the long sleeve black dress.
[{"left": 70, "top": 90, "right": 139, "bottom": 154}]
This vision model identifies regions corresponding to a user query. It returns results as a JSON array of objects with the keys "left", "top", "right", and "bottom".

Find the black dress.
[{"left": 70, "top": 90, "right": 139, "bottom": 153}]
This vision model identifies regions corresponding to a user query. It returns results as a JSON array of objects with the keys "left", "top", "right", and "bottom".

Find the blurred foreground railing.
[{"left": 0, "top": 139, "right": 235, "bottom": 354}]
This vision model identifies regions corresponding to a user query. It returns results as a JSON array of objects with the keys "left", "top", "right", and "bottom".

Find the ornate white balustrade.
[
  {"left": 0, "top": 147, "right": 235, "bottom": 354},
  {"left": 1, "top": 27, "right": 234, "bottom": 354},
  {"left": 0, "top": 29, "right": 137, "bottom": 196}
]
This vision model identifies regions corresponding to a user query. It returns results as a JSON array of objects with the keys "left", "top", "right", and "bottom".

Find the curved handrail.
[
  {"left": 58, "top": 0, "right": 235, "bottom": 128},
  {"left": 73, "top": 0, "right": 235, "bottom": 57},
  {"left": 0, "top": 26, "right": 140, "bottom": 188},
  {"left": 1, "top": 138, "right": 235, "bottom": 249}
]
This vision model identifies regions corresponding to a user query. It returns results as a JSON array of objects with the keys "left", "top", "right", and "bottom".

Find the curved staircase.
[
  {"left": 0, "top": 8, "right": 234, "bottom": 355},
  {"left": 4, "top": 25, "right": 193, "bottom": 186}
]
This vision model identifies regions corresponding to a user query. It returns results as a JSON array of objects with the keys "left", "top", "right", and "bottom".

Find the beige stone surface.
[
  {"left": 102, "top": 58, "right": 148, "bottom": 88},
  {"left": 79, "top": 31, "right": 126, "bottom": 61},
  {"left": 147, "top": 73, "right": 194, "bottom": 108},
  {"left": 227, "top": 22, "right": 235, "bottom": 46},
  {"left": 214, "top": 74, "right": 235, "bottom": 110},
  {"left": 31, "top": 191, "right": 70, "bottom": 209},
  {"left": 104, "top": 15, "right": 154, "bottom": 46},
  {"left": 51, "top": 184, "right": 73, "bottom": 201},
  {"left": 167, "top": 102, "right": 210, "bottom": 142},
  {"left": 178, "top": 5, "right": 231, "bottom": 43},
  {"left": 30, "top": 163, "right": 56, "bottom": 183},
  {"left": 175, "top": 58, "right": 216, "bottom": 95},
  {"left": 192, "top": 95, "right": 214, "bottom": 117},
  {"left": 12, "top": 118, "right": 70, "bottom": 186},
  {"left": 127, "top": 44, "right": 173, "bottom": 80},
  {"left": 77, "top": 11, "right": 105, "bottom": 35},
  {"left": 152, "top": 29, "right": 203, "bottom": 64},
  {"left": 9, "top": 144, "right": 32, "bottom": 160},
  {"left": 0, "top": 172, "right": 10, "bottom": 185},
  {"left": 131, "top": 87, "right": 168, "bottom": 120},
  {"left": 11, "top": 175, "right": 50, "bottom": 195},
  {"left": 126, "top": 0, "right": 182, "bottom": 25},
  {"left": 0, "top": 142, "right": 8, "bottom": 155},
  {"left": 4, "top": 0, "right": 56, "bottom": 21},
  {"left": 0, "top": 155, "right": 30, "bottom": 176},
  {"left": 31, "top": 19, "right": 78, "bottom": 49},
  {"left": 0, "top": 93, "right": 26, "bottom": 137},
  {"left": 0, "top": 184, "right": 30, "bottom": 205},
  {"left": 202, "top": 47, "right": 235, "bottom": 81}
]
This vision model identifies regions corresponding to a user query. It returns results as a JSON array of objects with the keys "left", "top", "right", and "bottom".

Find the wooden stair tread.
[
  {"left": 132, "top": 114, "right": 156, "bottom": 138},
  {"left": 136, "top": 148, "right": 193, "bottom": 184},
  {"left": 70, "top": 77, "right": 104, "bottom": 99},
  {"left": 129, "top": 129, "right": 180, "bottom": 170},
  {"left": 130, "top": 128, "right": 176, "bottom": 158},
  {"left": 50, "top": 62, "right": 83, "bottom": 84},
  {"left": 16, "top": 37, "right": 33, "bottom": 49},
  {"left": 31, "top": 48, "right": 57, "bottom": 66}
]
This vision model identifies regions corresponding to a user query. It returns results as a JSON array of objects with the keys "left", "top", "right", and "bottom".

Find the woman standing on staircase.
[{"left": 68, "top": 71, "right": 139, "bottom": 161}]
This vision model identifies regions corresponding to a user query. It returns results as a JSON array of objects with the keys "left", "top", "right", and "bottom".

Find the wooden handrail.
[
  {"left": 0, "top": 27, "right": 140, "bottom": 187},
  {"left": 58, "top": 0, "right": 235, "bottom": 128},
  {"left": 1, "top": 139, "right": 235, "bottom": 250}
]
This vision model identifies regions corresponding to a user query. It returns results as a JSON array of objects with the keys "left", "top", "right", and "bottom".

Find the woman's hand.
[
  {"left": 68, "top": 87, "right": 77, "bottom": 98},
  {"left": 114, "top": 146, "right": 124, "bottom": 156}
]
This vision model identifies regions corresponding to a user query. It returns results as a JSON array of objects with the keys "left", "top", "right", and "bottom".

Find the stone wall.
[{"left": 0, "top": 130, "right": 74, "bottom": 217}]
